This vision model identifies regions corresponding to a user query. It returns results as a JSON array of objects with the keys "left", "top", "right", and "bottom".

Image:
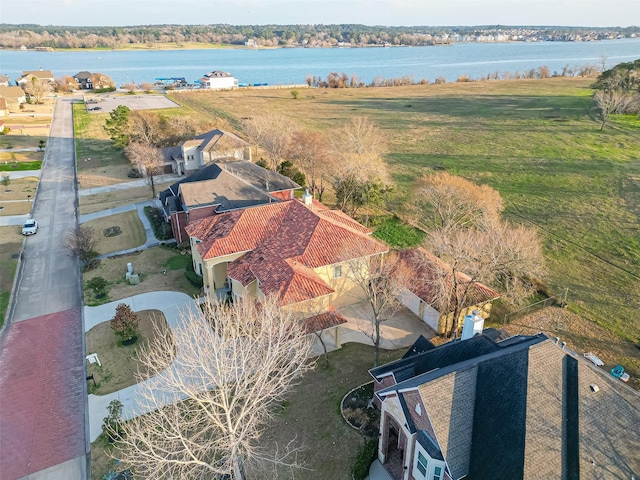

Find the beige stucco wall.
[{"left": 315, "top": 259, "right": 371, "bottom": 308}]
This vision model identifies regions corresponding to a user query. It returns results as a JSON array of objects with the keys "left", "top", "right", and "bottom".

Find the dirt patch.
[
  {"left": 86, "top": 309, "right": 173, "bottom": 395},
  {"left": 500, "top": 307, "right": 640, "bottom": 390},
  {"left": 0, "top": 177, "right": 39, "bottom": 201},
  {"left": 0, "top": 226, "right": 23, "bottom": 323}
]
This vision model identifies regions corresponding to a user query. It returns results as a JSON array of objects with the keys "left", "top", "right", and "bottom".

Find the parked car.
[
  {"left": 89, "top": 106, "right": 102, "bottom": 111},
  {"left": 22, "top": 219, "right": 38, "bottom": 235}
]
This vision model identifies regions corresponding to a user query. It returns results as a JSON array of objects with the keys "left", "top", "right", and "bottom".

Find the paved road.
[{"left": 0, "top": 97, "right": 89, "bottom": 479}]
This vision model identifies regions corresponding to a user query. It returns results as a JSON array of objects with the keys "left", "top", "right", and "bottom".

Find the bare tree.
[
  {"left": 593, "top": 89, "right": 633, "bottom": 130},
  {"left": 329, "top": 117, "right": 389, "bottom": 216},
  {"left": 128, "top": 111, "right": 162, "bottom": 146},
  {"left": 1, "top": 174, "right": 10, "bottom": 192},
  {"left": 410, "top": 172, "right": 503, "bottom": 236},
  {"left": 139, "top": 82, "right": 155, "bottom": 93},
  {"left": 242, "top": 113, "right": 292, "bottom": 170},
  {"left": 64, "top": 225, "right": 98, "bottom": 267},
  {"left": 22, "top": 76, "right": 53, "bottom": 104},
  {"left": 343, "top": 251, "right": 401, "bottom": 367},
  {"left": 122, "top": 82, "right": 137, "bottom": 94},
  {"left": 125, "top": 142, "right": 164, "bottom": 196},
  {"left": 287, "top": 129, "right": 330, "bottom": 200},
  {"left": 410, "top": 174, "right": 545, "bottom": 337},
  {"left": 114, "top": 297, "right": 314, "bottom": 480}
]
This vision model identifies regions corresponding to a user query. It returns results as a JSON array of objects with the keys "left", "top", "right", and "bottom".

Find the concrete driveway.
[
  {"left": 85, "top": 93, "right": 179, "bottom": 113},
  {"left": 338, "top": 302, "right": 436, "bottom": 350}
]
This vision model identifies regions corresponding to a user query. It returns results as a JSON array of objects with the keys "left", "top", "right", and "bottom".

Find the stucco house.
[
  {"left": 393, "top": 248, "right": 499, "bottom": 335},
  {"left": 162, "top": 129, "right": 252, "bottom": 175},
  {"left": 159, "top": 160, "right": 300, "bottom": 243},
  {"left": 0, "top": 75, "right": 10, "bottom": 87},
  {"left": 370, "top": 332, "right": 640, "bottom": 480},
  {"left": 198, "top": 71, "right": 238, "bottom": 89},
  {"left": 185, "top": 196, "right": 389, "bottom": 341},
  {"left": 16, "top": 69, "right": 55, "bottom": 86}
]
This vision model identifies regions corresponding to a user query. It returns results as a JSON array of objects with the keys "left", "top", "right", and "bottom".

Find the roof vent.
[
  {"left": 589, "top": 384, "right": 599, "bottom": 393},
  {"left": 302, "top": 188, "right": 313, "bottom": 208},
  {"left": 561, "top": 342, "right": 566, "bottom": 350}
]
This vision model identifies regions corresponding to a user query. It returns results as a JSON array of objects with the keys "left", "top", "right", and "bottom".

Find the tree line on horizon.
[{"left": 1, "top": 23, "right": 639, "bottom": 49}]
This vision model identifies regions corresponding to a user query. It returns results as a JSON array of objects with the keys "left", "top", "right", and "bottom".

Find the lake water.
[{"left": 1, "top": 38, "right": 639, "bottom": 87}]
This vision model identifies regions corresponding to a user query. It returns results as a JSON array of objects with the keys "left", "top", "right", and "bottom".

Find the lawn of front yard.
[
  {"left": 83, "top": 211, "right": 146, "bottom": 256},
  {"left": 83, "top": 246, "right": 200, "bottom": 305},
  {"left": 90, "top": 342, "right": 405, "bottom": 480}
]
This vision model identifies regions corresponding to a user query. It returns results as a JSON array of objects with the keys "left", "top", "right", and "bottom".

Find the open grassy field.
[{"left": 170, "top": 78, "right": 640, "bottom": 350}]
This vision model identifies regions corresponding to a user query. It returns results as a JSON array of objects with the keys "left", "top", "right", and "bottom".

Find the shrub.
[
  {"left": 144, "top": 206, "right": 173, "bottom": 240},
  {"left": 185, "top": 261, "right": 204, "bottom": 288},
  {"left": 110, "top": 303, "right": 139, "bottom": 342},
  {"left": 290, "top": 89, "right": 299, "bottom": 99},
  {"left": 101, "top": 399, "right": 123, "bottom": 442},
  {"left": 87, "top": 276, "right": 108, "bottom": 297},
  {"left": 351, "top": 438, "right": 378, "bottom": 480},
  {"left": 127, "top": 168, "right": 143, "bottom": 178}
]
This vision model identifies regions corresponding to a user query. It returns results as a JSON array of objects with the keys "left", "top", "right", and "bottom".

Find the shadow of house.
[
  {"left": 159, "top": 160, "right": 300, "bottom": 243},
  {"left": 370, "top": 333, "right": 640, "bottom": 480}
]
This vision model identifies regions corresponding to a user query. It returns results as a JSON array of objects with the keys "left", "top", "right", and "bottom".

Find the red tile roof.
[
  {"left": 187, "top": 200, "right": 388, "bottom": 305},
  {"left": 302, "top": 306, "right": 348, "bottom": 333},
  {"left": 394, "top": 247, "right": 500, "bottom": 312}
]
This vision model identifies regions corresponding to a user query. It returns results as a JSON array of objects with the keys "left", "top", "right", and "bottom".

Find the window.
[
  {"left": 433, "top": 466, "right": 443, "bottom": 480},
  {"left": 334, "top": 265, "right": 342, "bottom": 279},
  {"left": 416, "top": 452, "right": 428, "bottom": 478}
]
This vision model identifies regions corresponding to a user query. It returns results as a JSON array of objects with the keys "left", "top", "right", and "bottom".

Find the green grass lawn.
[{"left": 176, "top": 78, "right": 640, "bottom": 347}]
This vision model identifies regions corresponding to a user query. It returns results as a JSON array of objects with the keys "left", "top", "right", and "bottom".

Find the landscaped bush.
[
  {"left": 144, "top": 206, "right": 173, "bottom": 240},
  {"left": 185, "top": 261, "right": 203, "bottom": 288},
  {"left": 351, "top": 438, "right": 378, "bottom": 480}
]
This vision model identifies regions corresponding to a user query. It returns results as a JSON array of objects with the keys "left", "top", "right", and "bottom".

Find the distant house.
[
  {"left": 0, "top": 75, "right": 9, "bottom": 87},
  {"left": 371, "top": 332, "right": 640, "bottom": 480},
  {"left": 185, "top": 197, "right": 388, "bottom": 342},
  {"left": 0, "top": 99, "right": 8, "bottom": 117},
  {"left": 0, "top": 86, "right": 27, "bottom": 111},
  {"left": 161, "top": 128, "right": 252, "bottom": 174},
  {"left": 73, "top": 71, "right": 93, "bottom": 89},
  {"left": 17, "top": 69, "right": 55, "bottom": 86},
  {"left": 393, "top": 248, "right": 499, "bottom": 335},
  {"left": 73, "top": 71, "right": 113, "bottom": 90},
  {"left": 199, "top": 71, "right": 238, "bottom": 89},
  {"left": 159, "top": 160, "right": 300, "bottom": 243}
]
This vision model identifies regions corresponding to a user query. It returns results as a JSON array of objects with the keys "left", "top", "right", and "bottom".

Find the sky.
[{"left": 3, "top": 0, "right": 638, "bottom": 27}]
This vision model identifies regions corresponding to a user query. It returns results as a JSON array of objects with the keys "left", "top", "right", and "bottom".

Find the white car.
[{"left": 22, "top": 219, "right": 38, "bottom": 236}]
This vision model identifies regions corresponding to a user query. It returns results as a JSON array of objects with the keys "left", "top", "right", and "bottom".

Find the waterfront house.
[
  {"left": 199, "top": 71, "right": 238, "bottom": 89},
  {"left": 17, "top": 69, "right": 55, "bottom": 86},
  {"left": 0, "top": 86, "right": 27, "bottom": 111},
  {"left": 185, "top": 196, "right": 388, "bottom": 340}
]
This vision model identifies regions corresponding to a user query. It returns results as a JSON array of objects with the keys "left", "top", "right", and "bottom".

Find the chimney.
[
  {"left": 461, "top": 309, "right": 484, "bottom": 340},
  {"left": 302, "top": 188, "right": 313, "bottom": 208}
]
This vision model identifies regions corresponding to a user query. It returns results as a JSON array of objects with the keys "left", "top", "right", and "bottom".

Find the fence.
[{"left": 502, "top": 288, "right": 568, "bottom": 326}]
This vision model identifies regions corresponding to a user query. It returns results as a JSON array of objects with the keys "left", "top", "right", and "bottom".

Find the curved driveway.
[{"left": 84, "top": 292, "right": 200, "bottom": 442}]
